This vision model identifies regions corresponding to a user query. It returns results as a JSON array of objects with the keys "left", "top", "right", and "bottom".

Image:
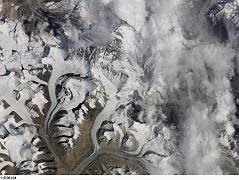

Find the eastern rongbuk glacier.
[{"left": 0, "top": 0, "right": 239, "bottom": 175}]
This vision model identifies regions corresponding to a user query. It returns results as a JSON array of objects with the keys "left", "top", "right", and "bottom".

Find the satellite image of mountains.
[{"left": 0, "top": 0, "right": 239, "bottom": 175}]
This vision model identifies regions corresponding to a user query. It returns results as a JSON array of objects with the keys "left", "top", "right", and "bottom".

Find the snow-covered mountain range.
[{"left": 0, "top": 0, "right": 239, "bottom": 175}]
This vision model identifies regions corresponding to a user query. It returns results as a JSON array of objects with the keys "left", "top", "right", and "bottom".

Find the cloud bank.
[{"left": 100, "top": 0, "right": 238, "bottom": 174}]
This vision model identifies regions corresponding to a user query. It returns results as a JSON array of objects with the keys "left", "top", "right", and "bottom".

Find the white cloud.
[{"left": 106, "top": 0, "right": 237, "bottom": 174}]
